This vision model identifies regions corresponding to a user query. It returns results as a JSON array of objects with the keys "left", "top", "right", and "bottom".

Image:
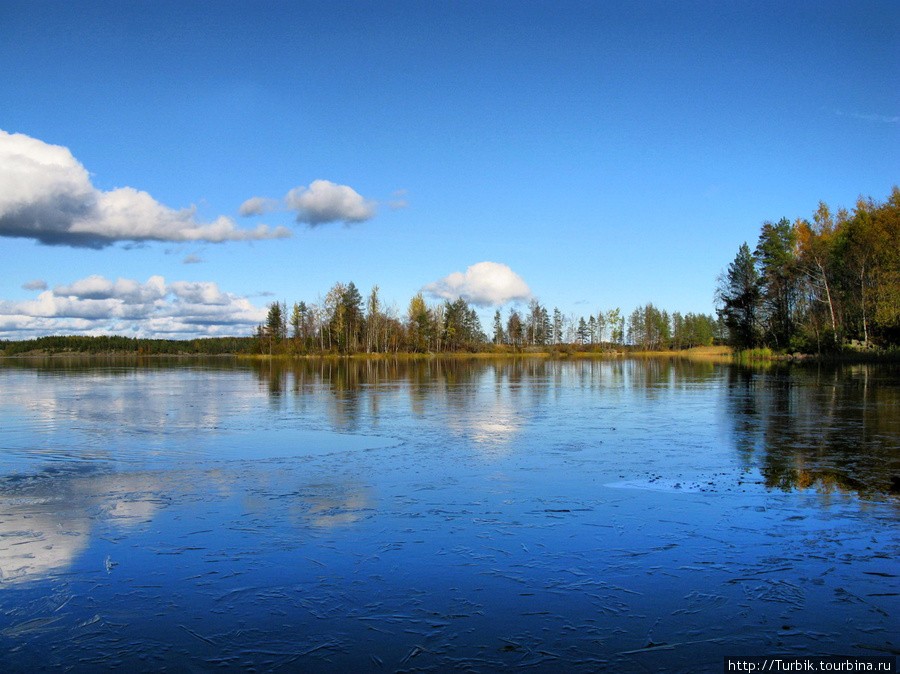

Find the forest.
[
  {"left": 717, "top": 186, "right": 900, "bottom": 352},
  {"left": 0, "top": 334, "right": 257, "bottom": 357},
  {"left": 252, "top": 288, "right": 721, "bottom": 356}
]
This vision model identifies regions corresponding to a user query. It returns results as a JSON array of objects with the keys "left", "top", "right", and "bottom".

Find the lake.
[{"left": 0, "top": 356, "right": 898, "bottom": 672}]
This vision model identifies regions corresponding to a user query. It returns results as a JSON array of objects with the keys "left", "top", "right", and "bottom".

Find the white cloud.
[
  {"left": 22, "top": 279, "right": 47, "bottom": 291},
  {"left": 183, "top": 254, "right": 203, "bottom": 264},
  {"left": 242, "top": 181, "right": 389, "bottom": 226},
  {"left": 423, "top": 261, "right": 532, "bottom": 307},
  {"left": 239, "top": 196, "right": 281, "bottom": 216},
  {"left": 0, "top": 129, "right": 292, "bottom": 248},
  {"left": 285, "top": 179, "right": 376, "bottom": 226},
  {"left": 169, "top": 280, "right": 231, "bottom": 305},
  {"left": 0, "top": 274, "right": 267, "bottom": 338},
  {"left": 53, "top": 274, "right": 167, "bottom": 303}
]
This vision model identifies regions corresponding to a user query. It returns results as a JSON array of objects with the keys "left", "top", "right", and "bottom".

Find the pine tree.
[
  {"left": 716, "top": 243, "right": 761, "bottom": 349},
  {"left": 493, "top": 310, "right": 505, "bottom": 345},
  {"left": 755, "top": 218, "right": 799, "bottom": 349}
]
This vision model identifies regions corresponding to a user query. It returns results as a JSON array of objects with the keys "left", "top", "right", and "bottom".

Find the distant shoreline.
[
  {"left": 0, "top": 347, "right": 718, "bottom": 359},
  {"left": 3, "top": 343, "right": 898, "bottom": 363}
]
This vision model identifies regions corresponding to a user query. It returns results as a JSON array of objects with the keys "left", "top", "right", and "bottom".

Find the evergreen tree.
[
  {"left": 552, "top": 308, "right": 563, "bottom": 345},
  {"left": 539, "top": 306, "right": 551, "bottom": 346},
  {"left": 717, "top": 243, "right": 761, "bottom": 349},
  {"left": 627, "top": 307, "right": 644, "bottom": 348},
  {"left": 266, "top": 301, "right": 286, "bottom": 341},
  {"left": 290, "top": 302, "right": 304, "bottom": 341},
  {"left": 342, "top": 281, "right": 364, "bottom": 352},
  {"left": 407, "top": 293, "right": 432, "bottom": 352},
  {"left": 493, "top": 309, "right": 505, "bottom": 345},
  {"left": 576, "top": 317, "right": 588, "bottom": 344},
  {"left": 506, "top": 310, "right": 523, "bottom": 348},
  {"left": 755, "top": 218, "right": 799, "bottom": 349}
]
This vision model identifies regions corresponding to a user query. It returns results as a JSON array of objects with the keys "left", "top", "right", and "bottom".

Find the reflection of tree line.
[
  {"left": 250, "top": 358, "right": 497, "bottom": 431},
  {"left": 249, "top": 357, "right": 900, "bottom": 498},
  {"left": 248, "top": 357, "right": 725, "bottom": 440},
  {"left": 248, "top": 356, "right": 724, "bottom": 397},
  {"left": 0, "top": 355, "right": 248, "bottom": 374},
  {"left": 1, "top": 361, "right": 255, "bottom": 446},
  {"left": 726, "top": 364, "right": 900, "bottom": 497}
]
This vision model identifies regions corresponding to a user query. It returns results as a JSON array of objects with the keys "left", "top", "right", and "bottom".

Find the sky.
[{"left": 1, "top": 0, "right": 898, "bottom": 339}]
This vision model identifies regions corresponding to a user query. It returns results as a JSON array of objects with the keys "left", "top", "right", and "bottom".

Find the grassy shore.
[
  {"left": 2, "top": 342, "right": 733, "bottom": 360},
  {"left": 5, "top": 339, "right": 897, "bottom": 363}
]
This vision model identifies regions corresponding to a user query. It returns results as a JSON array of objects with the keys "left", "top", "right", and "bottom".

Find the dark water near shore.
[{"left": 0, "top": 357, "right": 898, "bottom": 672}]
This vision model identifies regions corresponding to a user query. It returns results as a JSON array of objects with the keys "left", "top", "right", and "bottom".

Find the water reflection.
[
  {"left": 726, "top": 363, "right": 900, "bottom": 497},
  {"left": 290, "top": 482, "right": 375, "bottom": 528},
  {"left": 0, "top": 459, "right": 377, "bottom": 585},
  {"left": 0, "top": 466, "right": 166, "bottom": 583},
  {"left": 0, "top": 498, "right": 90, "bottom": 584},
  {"left": 4, "top": 356, "right": 898, "bottom": 500},
  {"left": 1, "top": 356, "right": 898, "bottom": 670},
  {"left": 241, "top": 356, "right": 900, "bottom": 498},
  {"left": 0, "top": 364, "right": 257, "bottom": 470}
]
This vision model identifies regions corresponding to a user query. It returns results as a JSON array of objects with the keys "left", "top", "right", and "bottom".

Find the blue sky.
[{"left": 1, "top": 0, "right": 898, "bottom": 338}]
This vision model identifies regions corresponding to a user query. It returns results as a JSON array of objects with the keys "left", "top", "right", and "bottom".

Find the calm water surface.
[{"left": 0, "top": 357, "right": 898, "bottom": 672}]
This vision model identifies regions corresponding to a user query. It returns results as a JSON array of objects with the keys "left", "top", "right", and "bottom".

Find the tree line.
[
  {"left": 0, "top": 334, "right": 257, "bottom": 356},
  {"left": 257, "top": 283, "right": 720, "bottom": 355},
  {"left": 717, "top": 187, "right": 900, "bottom": 352}
]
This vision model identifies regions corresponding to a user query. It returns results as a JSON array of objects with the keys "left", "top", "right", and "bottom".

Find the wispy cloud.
[
  {"left": 0, "top": 274, "right": 267, "bottom": 338},
  {"left": 21, "top": 279, "right": 48, "bottom": 291},
  {"left": 389, "top": 189, "right": 410, "bottom": 210},
  {"left": 0, "top": 129, "right": 292, "bottom": 248},
  {"left": 238, "top": 196, "right": 281, "bottom": 217},
  {"left": 834, "top": 109, "right": 900, "bottom": 124},
  {"left": 423, "top": 261, "right": 532, "bottom": 307}
]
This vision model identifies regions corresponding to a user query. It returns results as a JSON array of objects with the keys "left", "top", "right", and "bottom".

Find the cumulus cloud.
[
  {"left": 0, "top": 274, "right": 267, "bottom": 338},
  {"left": 285, "top": 179, "right": 376, "bottom": 226},
  {"left": 169, "top": 280, "right": 232, "bottom": 305},
  {"left": 22, "top": 279, "right": 47, "bottom": 291},
  {"left": 423, "top": 261, "right": 532, "bottom": 307},
  {"left": 54, "top": 274, "right": 167, "bottom": 303},
  {"left": 241, "top": 181, "right": 391, "bottom": 226},
  {"left": 0, "top": 129, "right": 291, "bottom": 248}
]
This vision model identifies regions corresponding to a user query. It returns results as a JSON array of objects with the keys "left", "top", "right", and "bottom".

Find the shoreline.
[
  {"left": 3, "top": 343, "right": 898, "bottom": 363},
  {"left": 5, "top": 346, "right": 891, "bottom": 367}
]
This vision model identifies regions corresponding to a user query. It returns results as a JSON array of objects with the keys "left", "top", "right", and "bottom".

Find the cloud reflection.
[
  {"left": 0, "top": 470, "right": 167, "bottom": 584},
  {"left": 295, "top": 483, "right": 375, "bottom": 528},
  {"left": 0, "top": 508, "right": 90, "bottom": 584}
]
